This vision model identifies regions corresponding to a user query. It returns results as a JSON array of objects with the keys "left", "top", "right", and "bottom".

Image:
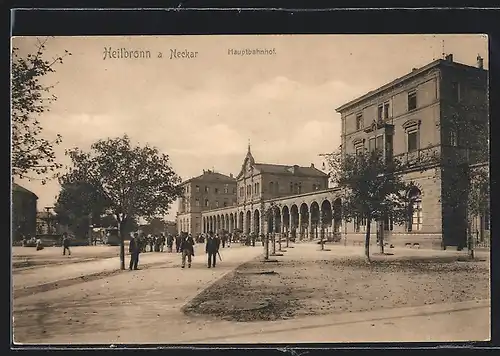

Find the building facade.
[
  {"left": 12, "top": 183, "right": 38, "bottom": 241},
  {"left": 177, "top": 170, "right": 237, "bottom": 235},
  {"left": 336, "top": 54, "right": 488, "bottom": 248},
  {"left": 176, "top": 54, "right": 489, "bottom": 249}
]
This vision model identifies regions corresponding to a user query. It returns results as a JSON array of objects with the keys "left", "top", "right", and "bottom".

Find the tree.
[
  {"left": 59, "top": 135, "right": 183, "bottom": 269},
  {"left": 328, "top": 148, "right": 415, "bottom": 262},
  {"left": 11, "top": 37, "right": 71, "bottom": 183},
  {"left": 141, "top": 217, "right": 167, "bottom": 236},
  {"left": 54, "top": 181, "right": 111, "bottom": 240}
]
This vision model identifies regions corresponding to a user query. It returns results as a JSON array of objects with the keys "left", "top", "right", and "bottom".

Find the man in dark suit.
[
  {"left": 129, "top": 232, "right": 140, "bottom": 270},
  {"left": 205, "top": 231, "right": 220, "bottom": 268},
  {"left": 180, "top": 232, "right": 195, "bottom": 268}
]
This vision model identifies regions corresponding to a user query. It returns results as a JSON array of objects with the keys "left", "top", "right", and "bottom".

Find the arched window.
[{"left": 407, "top": 187, "right": 422, "bottom": 232}]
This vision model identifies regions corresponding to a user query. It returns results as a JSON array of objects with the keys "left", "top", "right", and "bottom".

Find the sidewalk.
[
  {"left": 12, "top": 245, "right": 217, "bottom": 291},
  {"left": 13, "top": 245, "right": 265, "bottom": 344}
]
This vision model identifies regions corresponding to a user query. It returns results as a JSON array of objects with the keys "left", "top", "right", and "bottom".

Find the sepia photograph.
[{"left": 11, "top": 34, "right": 490, "bottom": 345}]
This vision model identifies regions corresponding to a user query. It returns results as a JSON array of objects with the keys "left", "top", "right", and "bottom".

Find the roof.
[
  {"left": 253, "top": 163, "right": 328, "bottom": 177},
  {"left": 335, "top": 58, "right": 487, "bottom": 113},
  {"left": 182, "top": 171, "right": 236, "bottom": 185},
  {"left": 12, "top": 183, "right": 38, "bottom": 198}
]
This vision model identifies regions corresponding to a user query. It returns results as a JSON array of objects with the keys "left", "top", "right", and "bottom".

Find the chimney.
[
  {"left": 445, "top": 54, "right": 453, "bottom": 62},
  {"left": 477, "top": 55, "right": 484, "bottom": 69},
  {"left": 310, "top": 163, "right": 315, "bottom": 168},
  {"left": 412, "top": 68, "right": 418, "bottom": 72},
  {"left": 230, "top": 173, "right": 233, "bottom": 178}
]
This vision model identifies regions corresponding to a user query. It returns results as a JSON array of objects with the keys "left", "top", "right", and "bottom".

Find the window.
[
  {"left": 368, "top": 137, "right": 376, "bottom": 152},
  {"left": 407, "top": 129, "right": 419, "bottom": 152},
  {"left": 224, "top": 184, "right": 228, "bottom": 194},
  {"left": 383, "top": 102, "right": 390, "bottom": 119},
  {"left": 449, "top": 129, "right": 458, "bottom": 146},
  {"left": 451, "top": 82, "right": 461, "bottom": 102},
  {"left": 257, "top": 182, "right": 260, "bottom": 194},
  {"left": 196, "top": 185, "right": 200, "bottom": 193},
  {"left": 205, "top": 199, "right": 209, "bottom": 207},
  {"left": 215, "top": 201, "right": 219, "bottom": 208},
  {"left": 298, "top": 183, "right": 302, "bottom": 194},
  {"left": 223, "top": 200, "right": 228, "bottom": 207},
  {"left": 408, "top": 188, "right": 422, "bottom": 232},
  {"left": 376, "top": 135, "right": 383, "bottom": 151},
  {"left": 355, "top": 113, "right": 364, "bottom": 130},
  {"left": 290, "top": 182, "right": 293, "bottom": 193},
  {"left": 195, "top": 199, "right": 200, "bottom": 207},
  {"left": 355, "top": 145, "right": 364, "bottom": 156},
  {"left": 408, "top": 91, "right": 417, "bottom": 111},
  {"left": 294, "top": 183, "right": 298, "bottom": 194},
  {"left": 233, "top": 187, "right": 236, "bottom": 194},
  {"left": 377, "top": 105, "right": 383, "bottom": 121},
  {"left": 204, "top": 186, "right": 209, "bottom": 193},
  {"left": 214, "top": 188, "right": 219, "bottom": 194}
]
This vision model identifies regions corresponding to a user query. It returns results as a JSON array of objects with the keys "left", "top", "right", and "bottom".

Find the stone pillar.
[
  {"left": 308, "top": 213, "right": 313, "bottom": 240},
  {"left": 298, "top": 213, "right": 303, "bottom": 240}
]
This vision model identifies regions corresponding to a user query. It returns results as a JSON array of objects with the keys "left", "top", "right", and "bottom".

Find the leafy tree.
[
  {"left": 328, "top": 149, "right": 416, "bottom": 262},
  {"left": 11, "top": 37, "right": 71, "bottom": 183},
  {"left": 59, "top": 135, "right": 183, "bottom": 269},
  {"left": 140, "top": 217, "right": 167, "bottom": 236},
  {"left": 54, "top": 181, "right": 111, "bottom": 240}
]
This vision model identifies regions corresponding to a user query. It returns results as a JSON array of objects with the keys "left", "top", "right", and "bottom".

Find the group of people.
[{"left": 128, "top": 231, "right": 222, "bottom": 270}]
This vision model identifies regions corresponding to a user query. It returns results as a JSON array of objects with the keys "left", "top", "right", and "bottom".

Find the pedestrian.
[
  {"left": 62, "top": 232, "right": 71, "bottom": 256},
  {"left": 221, "top": 233, "right": 227, "bottom": 248},
  {"left": 160, "top": 234, "right": 165, "bottom": 252},
  {"left": 175, "top": 234, "right": 181, "bottom": 253},
  {"left": 205, "top": 231, "right": 220, "bottom": 268},
  {"left": 167, "top": 234, "right": 173, "bottom": 252},
  {"left": 129, "top": 232, "right": 140, "bottom": 270},
  {"left": 149, "top": 235, "right": 154, "bottom": 252},
  {"left": 180, "top": 232, "right": 195, "bottom": 268}
]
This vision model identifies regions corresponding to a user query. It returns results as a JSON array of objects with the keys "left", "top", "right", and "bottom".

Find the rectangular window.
[
  {"left": 376, "top": 135, "right": 384, "bottom": 151},
  {"left": 224, "top": 184, "right": 228, "bottom": 194},
  {"left": 377, "top": 105, "right": 383, "bottom": 121},
  {"left": 368, "top": 137, "right": 376, "bottom": 152},
  {"left": 204, "top": 186, "right": 209, "bottom": 193},
  {"left": 195, "top": 199, "right": 200, "bottom": 207},
  {"left": 290, "top": 182, "right": 293, "bottom": 193},
  {"left": 412, "top": 201, "right": 422, "bottom": 231},
  {"left": 408, "top": 91, "right": 417, "bottom": 111},
  {"left": 451, "top": 82, "right": 461, "bottom": 102},
  {"left": 215, "top": 201, "right": 219, "bottom": 208},
  {"left": 214, "top": 188, "right": 219, "bottom": 194},
  {"left": 355, "top": 113, "right": 363, "bottom": 130},
  {"left": 407, "top": 129, "right": 418, "bottom": 152},
  {"left": 205, "top": 199, "right": 209, "bottom": 207},
  {"left": 383, "top": 102, "right": 390, "bottom": 119},
  {"left": 223, "top": 200, "right": 228, "bottom": 207},
  {"left": 196, "top": 185, "right": 200, "bottom": 193}
]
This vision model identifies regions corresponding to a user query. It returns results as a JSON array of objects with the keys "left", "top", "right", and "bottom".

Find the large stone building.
[
  {"left": 12, "top": 183, "right": 38, "bottom": 241},
  {"left": 177, "top": 54, "right": 489, "bottom": 249},
  {"left": 177, "top": 170, "right": 237, "bottom": 235}
]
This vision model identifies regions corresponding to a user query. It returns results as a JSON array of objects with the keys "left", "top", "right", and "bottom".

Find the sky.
[{"left": 11, "top": 34, "right": 488, "bottom": 221}]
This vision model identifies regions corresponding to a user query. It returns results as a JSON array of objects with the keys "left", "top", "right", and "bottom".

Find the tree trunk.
[
  {"left": 467, "top": 217, "right": 474, "bottom": 259},
  {"left": 365, "top": 217, "right": 371, "bottom": 263},
  {"left": 320, "top": 226, "right": 324, "bottom": 250},
  {"left": 272, "top": 233, "right": 276, "bottom": 255},
  {"left": 286, "top": 230, "right": 289, "bottom": 247},
  {"left": 379, "top": 221, "right": 385, "bottom": 254},
  {"left": 118, "top": 219, "right": 125, "bottom": 270},
  {"left": 264, "top": 234, "right": 269, "bottom": 260},
  {"left": 278, "top": 233, "right": 282, "bottom": 251}
]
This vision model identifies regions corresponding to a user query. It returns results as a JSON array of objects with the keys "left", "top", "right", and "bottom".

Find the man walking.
[
  {"left": 180, "top": 232, "right": 195, "bottom": 268},
  {"left": 205, "top": 231, "right": 220, "bottom": 268},
  {"left": 62, "top": 232, "right": 71, "bottom": 256},
  {"left": 129, "top": 232, "right": 140, "bottom": 270}
]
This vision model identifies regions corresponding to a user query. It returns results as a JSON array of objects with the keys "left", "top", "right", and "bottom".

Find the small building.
[{"left": 11, "top": 183, "right": 38, "bottom": 241}]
